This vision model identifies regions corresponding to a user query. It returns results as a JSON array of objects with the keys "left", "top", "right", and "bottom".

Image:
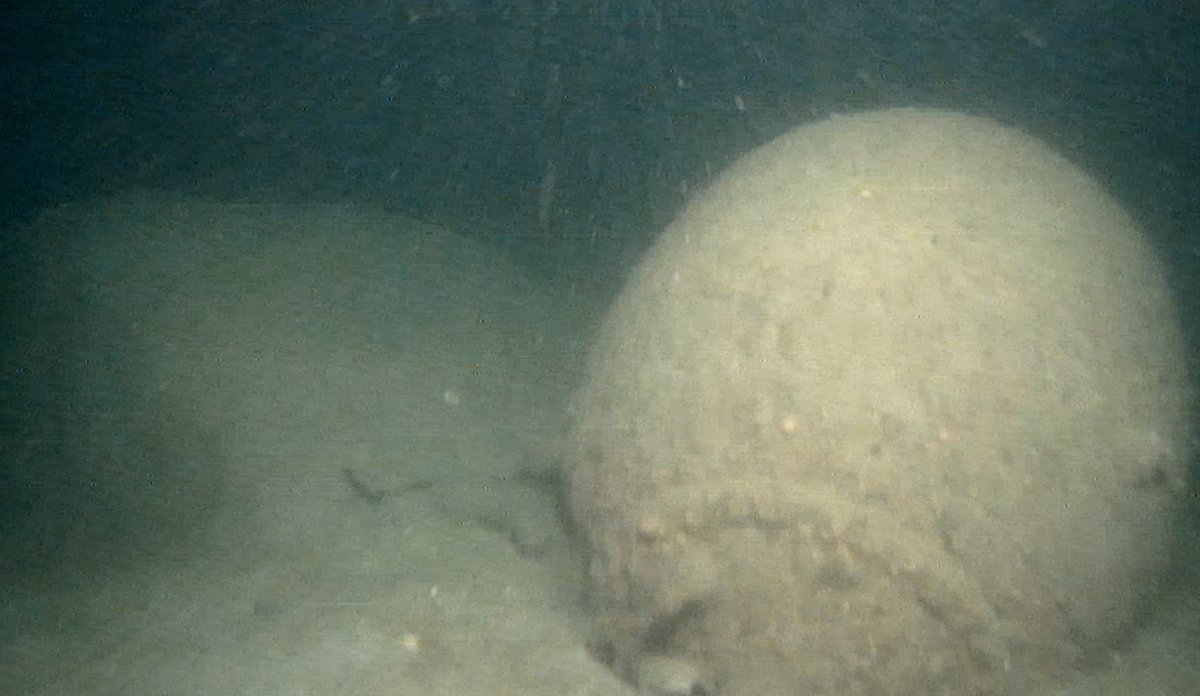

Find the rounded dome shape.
[{"left": 567, "top": 108, "right": 1193, "bottom": 695}]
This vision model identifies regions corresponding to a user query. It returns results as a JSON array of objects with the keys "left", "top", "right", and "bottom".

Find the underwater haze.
[{"left": 1, "top": 2, "right": 1198, "bottom": 695}]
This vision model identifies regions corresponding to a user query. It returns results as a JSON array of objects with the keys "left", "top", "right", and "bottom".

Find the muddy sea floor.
[{"left": 0, "top": 194, "right": 1196, "bottom": 695}]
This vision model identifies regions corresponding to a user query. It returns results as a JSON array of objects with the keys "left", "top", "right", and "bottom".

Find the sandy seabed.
[{"left": 0, "top": 193, "right": 1196, "bottom": 695}]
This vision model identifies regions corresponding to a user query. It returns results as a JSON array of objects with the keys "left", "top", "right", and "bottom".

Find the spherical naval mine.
[{"left": 566, "top": 108, "right": 1193, "bottom": 696}]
